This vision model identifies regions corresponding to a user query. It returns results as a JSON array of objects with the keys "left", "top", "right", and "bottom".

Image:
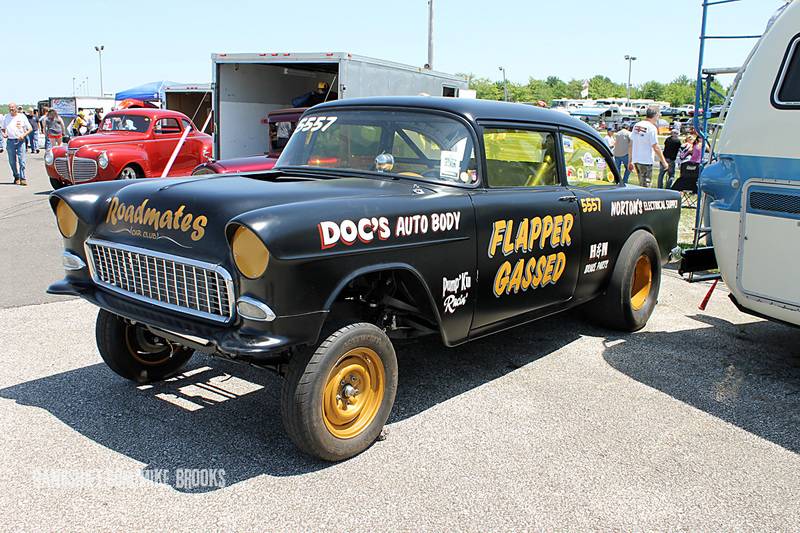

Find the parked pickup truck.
[
  {"left": 48, "top": 97, "right": 681, "bottom": 461},
  {"left": 45, "top": 108, "right": 213, "bottom": 189}
]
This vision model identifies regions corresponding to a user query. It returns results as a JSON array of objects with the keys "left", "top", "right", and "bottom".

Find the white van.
[{"left": 686, "top": 1, "right": 800, "bottom": 325}]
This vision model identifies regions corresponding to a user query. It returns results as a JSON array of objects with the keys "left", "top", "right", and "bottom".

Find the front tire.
[
  {"left": 586, "top": 230, "right": 661, "bottom": 331},
  {"left": 281, "top": 323, "right": 398, "bottom": 462},
  {"left": 118, "top": 165, "right": 140, "bottom": 180},
  {"left": 95, "top": 309, "right": 194, "bottom": 383}
]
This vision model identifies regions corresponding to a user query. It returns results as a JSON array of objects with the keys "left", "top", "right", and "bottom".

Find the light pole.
[
  {"left": 94, "top": 45, "right": 105, "bottom": 96},
  {"left": 72, "top": 76, "right": 76, "bottom": 96},
  {"left": 625, "top": 55, "right": 637, "bottom": 106},
  {"left": 426, "top": 0, "right": 433, "bottom": 69},
  {"left": 499, "top": 66, "right": 508, "bottom": 102},
  {"left": 84, "top": 77, "right": 89, "bottom": 96}
]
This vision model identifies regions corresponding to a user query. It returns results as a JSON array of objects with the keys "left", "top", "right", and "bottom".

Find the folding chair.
[{"left": 671, "top": 162, "right": 700, "bottom": 208}]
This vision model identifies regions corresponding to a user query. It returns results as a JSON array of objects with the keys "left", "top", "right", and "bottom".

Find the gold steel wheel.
[
  {"left": 322, "top": 347, "right": 386, "bottom": 439},
  {"left": 630, "top": 254, "right": 653, "bottom": 311}
]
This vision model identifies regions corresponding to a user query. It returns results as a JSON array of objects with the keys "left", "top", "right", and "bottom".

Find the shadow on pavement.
[
  {"left": 602, "top": 313, "right": 800, "bottom": 454},
  {"left": 0, "top": 314, "right": 576, "bottom": 492},
  {"left": 2, "top": 310, "right": 798, "bottom": 492}
]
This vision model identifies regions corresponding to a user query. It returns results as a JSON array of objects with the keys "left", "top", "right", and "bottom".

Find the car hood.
[
  {"left": 89, "top": 173, "right": 432, "bottom": 257},
  {"left": 211, "top": 156, "right": 277, "bottom": 174},
  {"left": 68, "top": 131, "right": 149, "bottom": 149}
]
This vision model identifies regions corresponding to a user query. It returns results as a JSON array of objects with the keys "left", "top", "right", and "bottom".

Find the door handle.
[{"left": 558, "top": 195, "right": 577, "bottom": 202}]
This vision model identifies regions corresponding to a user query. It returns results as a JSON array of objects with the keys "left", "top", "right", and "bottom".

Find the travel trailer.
[{"left": 682, "top": 1, "right": 800, "bottom": 326}]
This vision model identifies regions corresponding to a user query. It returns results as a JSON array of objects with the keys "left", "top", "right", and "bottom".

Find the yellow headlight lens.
[
  {"left": 56, "top": 200, "right": 78, "bottom": 238},
  {"left": 232, "top": 225, "right": 269, "bottom": 279}
]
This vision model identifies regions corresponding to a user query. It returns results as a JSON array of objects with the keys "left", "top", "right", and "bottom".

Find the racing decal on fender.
[
  {"left": 318, "top": 211, "right": 461, "bottom": 249},
  {"left": 610, "top": 198, "right": 679, "bottom": 216},
  {"left": 105, "top": 197, "right": 208, "bottom": 242},
  {"left": 584, "top": 241, "right": 609, "bottom": 274},
  {"left": 579, "top": 197, "right": 602, "bottom": 213},
  {"left": 442, "top": 272, "right": 471, "bottom": 314},
  {"left": 488, "top": 214, "right": 574, "bottom": 297}
]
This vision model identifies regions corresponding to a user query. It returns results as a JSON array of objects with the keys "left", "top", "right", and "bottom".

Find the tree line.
[{"left": 458, "top": 74, "right": 725, "bottom": 106}]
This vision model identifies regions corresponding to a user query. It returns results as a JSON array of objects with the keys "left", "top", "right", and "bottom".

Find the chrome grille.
[
  {"left": 54, "top": 158, "right": 70, "bottom": 180},
  {"left": 72, "top": 157, "right": 98, "bottom": 182},
  {"left": 85, "top": 239, "right": 234, "bottom": 322}
]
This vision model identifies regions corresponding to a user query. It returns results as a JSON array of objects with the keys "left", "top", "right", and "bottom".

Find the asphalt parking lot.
[{"left": 1, "top": 156, "right": 798, "bottom": 531}]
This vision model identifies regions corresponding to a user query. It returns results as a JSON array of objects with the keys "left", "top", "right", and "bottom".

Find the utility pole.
[
  {"left": 427, "top": 0, "right": 433, "bottom": 69},
  {"left": 499, "top": 66, "right": 508, "bottom": 102},
  {"left": 625, "top": 55, "right": 637, "bottom": 106},
  {"left": 95, "top": 45, "right": 105, "bottom": 96},
  {"left": 72, "top": 77, "right": 76, "bottom": 96}
]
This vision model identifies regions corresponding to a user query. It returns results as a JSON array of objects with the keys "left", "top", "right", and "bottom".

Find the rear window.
[{"left": 774, "top": 36, "right": 800, "bottom": 107}]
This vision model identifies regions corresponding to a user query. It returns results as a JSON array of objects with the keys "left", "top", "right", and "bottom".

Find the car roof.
[
  {"left": 107, "top": 108, "right": 188, "bottom": 120},
  {"left": 311, "top": 96, "right": 603, "bottom": 140}
]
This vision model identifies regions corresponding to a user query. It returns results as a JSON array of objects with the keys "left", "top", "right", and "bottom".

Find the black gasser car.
[{"left": 48, "top": 97, "right": 681, "bottom": 461}]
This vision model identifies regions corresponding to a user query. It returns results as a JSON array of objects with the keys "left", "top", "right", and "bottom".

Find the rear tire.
[
  {"left": 281, "top": 323, "right": 398, "bottom": 461},
  {"left": 49, "top": 177, "right": 64, "bottom": 190},
  {"left": 95, "top": 309, "right": 194, "bottom": 383},
  {"left": 586, "top": 230, "right": 661, "bottom": 331}
]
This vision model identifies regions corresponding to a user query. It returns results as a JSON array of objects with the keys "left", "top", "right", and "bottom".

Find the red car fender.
[{"left": 99, "top": 145, "right": 153, "bottom": 179}]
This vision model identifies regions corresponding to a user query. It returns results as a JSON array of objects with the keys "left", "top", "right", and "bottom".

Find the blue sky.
[{"left": 4, "top": 0, "right": 785, "bottom": 103}]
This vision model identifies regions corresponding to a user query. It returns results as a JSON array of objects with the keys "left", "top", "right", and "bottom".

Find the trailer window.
[
  {"left": 774, "top": 37, "right": 800, "bottom": 107},
  {"left": 277, "top": 110, "right": 477, "bottom": 185}
]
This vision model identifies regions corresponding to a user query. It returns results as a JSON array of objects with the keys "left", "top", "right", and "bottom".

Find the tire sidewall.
[
  {"left": 302, "top": 324, "right": 398, "bottom": 460},
  {"left": 618, "top": 231, "right": 661, "bottom": 330}
]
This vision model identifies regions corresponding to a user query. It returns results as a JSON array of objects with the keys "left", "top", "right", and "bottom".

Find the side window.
[
  {"left": 155, "top": 118, "right": 181, "bottom": 135},
  {"left": 774, "top": 36, "right": 800, "bottom": 107},
  {"left": 483, "top": 129, "right": 559, "bottom": 188},
  {"left": 180, "top": 119, "right": 193, "bottom": 132},
  {"left": 562, "top": 135, "right": 616, "bottom": 187}
]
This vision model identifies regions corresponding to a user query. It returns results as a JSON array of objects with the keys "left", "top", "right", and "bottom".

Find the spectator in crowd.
[
  {"left": 0, "top": 111, "right": 4, "bottom": 153},
  {"left": 604, "top": 127, "right": 615, "bottom": 149},
  {"left": 689, "top": 134, "right": 707, "bottom": 164},
  {"left": 612, "top": 124, "right": 632, "bottom": 183},
  {"left": 38, "top": 107, "right": 49, "bottom": 145},
  {"left": 628, "top": 106, "right": 668, "bottom": 187},
  {"left": 1, "top": 102, "right": 33, "bottom": 185},
  {"left": 25, "top": 108, "right": 39, "bottom": 153},
  {"left": 658, "top": 129, "right": 682, "bottom": 188},
  {"left": 44, "top": 109, "right": 66, "bottom": 149}
]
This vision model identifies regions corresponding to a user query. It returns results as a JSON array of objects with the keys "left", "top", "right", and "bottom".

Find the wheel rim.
[
  {"left": 119, "top": 167, "right": 137, "bottom": 180},
  {"left": 124, "top": 324, "right": 173, "bottom": 365},
  {"left": 630, "top": 254, "right": 653, "bottom": 311},
  {"left": 322, "top": 347, "right": 386, "bottom": 439}
]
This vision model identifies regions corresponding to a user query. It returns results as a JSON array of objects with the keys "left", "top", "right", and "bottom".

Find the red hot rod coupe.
[{"left": 45, "top": 108, "right": 213, "bottom": 189}]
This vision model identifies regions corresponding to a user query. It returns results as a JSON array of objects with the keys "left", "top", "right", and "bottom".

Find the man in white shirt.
[
  {"left": 627, "top": 106, "right": 668, "bottom": 187},
  {"left": 1, "top": 103, "right": 33, "bottom": 185}
]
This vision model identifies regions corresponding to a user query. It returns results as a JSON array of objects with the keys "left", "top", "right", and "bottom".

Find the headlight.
[
  {"left": 44, "top": 150, "right": 54, "bottom": 165},
  {"left": 98, "top": 151, "right": 109, "bottom": 169},
  {"left": 55, "top": 199, "right": 78, "bottom": 238},
  {"left": 231, "top": 225, "right": 269, "bottom": 279}
]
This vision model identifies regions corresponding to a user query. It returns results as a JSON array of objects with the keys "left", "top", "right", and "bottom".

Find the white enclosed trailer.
[{"left": 212, "top": 52, "right": 468, "bottom": 159}]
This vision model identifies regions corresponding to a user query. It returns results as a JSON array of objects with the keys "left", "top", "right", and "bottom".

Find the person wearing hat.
[
  {"left": 658, "top": 128, "right": 682, "bottom": 189},
  {"left": 291, "top": 81, "right": 339, "bottom": 108}
]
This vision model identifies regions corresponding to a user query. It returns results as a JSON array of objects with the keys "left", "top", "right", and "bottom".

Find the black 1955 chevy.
[{"left": 49, "top": 97, "right": 681, "bottom": 461}]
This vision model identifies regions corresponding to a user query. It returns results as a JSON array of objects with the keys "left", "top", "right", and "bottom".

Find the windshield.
[
  {"left": 276, "top": 109, "right": 478, "bottom": 185},
  {"left": 100, "top": 114, "right": 151, "bottom": 133}
]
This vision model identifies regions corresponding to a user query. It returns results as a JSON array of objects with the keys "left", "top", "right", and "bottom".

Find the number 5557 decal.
[
  {"left": 294, "top": 116, "right": 338, "bottom": 134},
  {"left": 580, "top": 197, "right": 602, "bottom": 213}
]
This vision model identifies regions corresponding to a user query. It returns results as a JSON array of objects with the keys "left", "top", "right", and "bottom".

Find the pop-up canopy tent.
[{"left": 114, "top": 81, "right": 177, "bottom": 103}]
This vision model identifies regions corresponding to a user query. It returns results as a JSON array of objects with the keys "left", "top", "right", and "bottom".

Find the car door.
[
  {"left": 151, "top": 117, "right": 183, "bottom": 176},
  {"left": 470, "top": 124, "right": 582, "bottom": 331},
  {"left": 560, "top": 129, "right": 624, "bottom": 302}
]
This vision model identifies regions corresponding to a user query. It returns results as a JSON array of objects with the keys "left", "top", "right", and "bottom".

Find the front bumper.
[{"left": 48, "top": 279, "right": 327, "bottom": 362}]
